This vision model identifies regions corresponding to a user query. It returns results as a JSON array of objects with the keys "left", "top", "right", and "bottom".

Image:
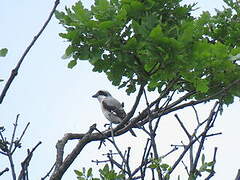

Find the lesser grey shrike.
[{"left": 92, "top": 90, "right": 136, "bottom": 137}]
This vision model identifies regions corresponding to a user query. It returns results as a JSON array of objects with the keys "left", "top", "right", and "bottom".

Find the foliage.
[
  {"left": 56, "top": 0, "right": 240, "bottom": 105},
  {"left": 148, "top": 158, "right": 172, "bottom": 179},
  {"left": 0, "top": 48, "right": 8, "bottom": 82},
  {"left": 0, "top": 48, "right": 8, "bottom": 57},
  {"left": 74, "top": 164, "right": 125, "bottom": 180},
  {"left": 188, "top": 154, "right": 215, "bottom": 180}
]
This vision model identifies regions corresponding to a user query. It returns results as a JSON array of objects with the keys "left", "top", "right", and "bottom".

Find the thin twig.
[
  {"left": 166, "top": 103, "right": 220, "bottom": 178},
  {"left": 8, "top": 152, "right": 16, "bottom": 180},
  {"left": 191, "top": 102, "right": 219, "bottom": 174},
  {"left": 0, "top": 167, "right": 9, "bottom": 176},
  {"left": 107, "top": 135, "right": 132, "bottom": 178},
  {"left": 174, "top": 114, "right": 191, "bottom": 139},
  {"left": 181, "top": 161, "right": 189, "bottom": 175},
  {"left": 41, "top": 163, "right": 56, "bottom": 180},
  {"left": 9, "top": 114, "right": 20, "bottom": 152},
  {"left": 161, "top": 147, "right": 178, "bottom": 159},
  {"left": 18, "top": 141, "right": 42, "bottom": 180},
  {"left": 191, "top": 105, "right": 200, "bottom": 124},
  {"left": 0, "top": 0, "right": 60, "bottom": 104},
  {"left": 11, "top": 122, "right": 30, "bottom": 155}
]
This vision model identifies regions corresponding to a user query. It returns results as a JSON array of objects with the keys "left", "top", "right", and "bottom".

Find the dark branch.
[
  {"left": 0, "top": 168, "right": 9, "bottom": 176},
  {"left": 11, "top": 122, "right": 30, "bottom": 155},
  {"left": 50, "top": 124, "right": 96, "bottom": 180},
  {"left": 0, "top": 0, "right": 60, "bottom": 104},
  {"left": 9, "top": 114, "right": 20, "bottom": 152},
  {"left": 174, "top": 114, "right": 191, "bottom": 139},
  {"left": 191, "top": 102, "right": 219, "bottom": 173},
  {"left": 17, "top": 141, "right": 42, "bottom": 180},
  {"left": 41, "top": 163, "right": 56, "bottom": 180}
]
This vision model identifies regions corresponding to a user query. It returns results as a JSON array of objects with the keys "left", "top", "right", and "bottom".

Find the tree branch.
[
  {"left": 0, "top": 0, "right": 60, "bottom": 104},
  {"left": 50, "top": 124, "right": 96, "bottom": 180},
  {"left": 17, "top": 141, "right": 42, "bottom": 180},
  {"left": 0, "top": 168, "right": 9, "bottom": 176}
]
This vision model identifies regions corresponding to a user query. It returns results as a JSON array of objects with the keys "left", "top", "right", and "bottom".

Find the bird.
[{"left": 92, "top": 90, "right": 136, "bottom": 137}]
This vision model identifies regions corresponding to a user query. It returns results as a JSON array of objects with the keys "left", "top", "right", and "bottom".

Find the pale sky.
[{"left": 0, "top": 0, "right": 239, "bottom": 180}]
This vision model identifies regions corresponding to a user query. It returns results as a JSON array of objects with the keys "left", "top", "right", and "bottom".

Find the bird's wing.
[{"left": 102, "top": 98, "right": 126, "bottom": 119}]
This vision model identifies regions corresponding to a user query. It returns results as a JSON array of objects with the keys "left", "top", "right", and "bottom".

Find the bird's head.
[{"left": 92, "top": 90, "right": 112, "bottom": 99}]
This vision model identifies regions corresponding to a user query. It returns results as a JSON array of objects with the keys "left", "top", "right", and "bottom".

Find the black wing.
[{"left": 102, "top": 100, "right": 126, "bottom": 119}]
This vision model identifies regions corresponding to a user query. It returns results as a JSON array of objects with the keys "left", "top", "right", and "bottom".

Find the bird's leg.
[
  {"left": 104, "top": 123, "right": 110, "bottom": 128},
  {"left": 110, "top": 122, "right": 114, "bottom": 141}
]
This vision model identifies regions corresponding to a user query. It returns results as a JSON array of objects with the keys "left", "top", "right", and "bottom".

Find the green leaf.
[
  {"left": 76, "top": 46, "right": 90, "bottom": 60},
  {"left": 74, "top": 170, "right": 83, "bottom": 177},
  {"left": 149, "top": 25, "right": 163, "bottom": 42},
  {"left": 99, "top": 21, "right": 115, "bottom": 30},
  {"left": 68, "top": 60, "right": 77, "bottom": 69},
  {"left": 205, "top": 168, "right": 213, "bottom": 173},
  {"left": 87, "top": 168, "right": 92, "bottom": 177},
  {"left": 195, "top": 79, "right": 209, "bottom": 93},
  {"left": 116, "top": 8, "right": 127, "bottom": 21},
  {"left": 144, "top": 60, "right": 157, "bottom": 72},
  {"left": 0, "top": 48, "right": 8, "bottom": 57},
  {"left": 129, "top": 1, "right": 144, "bottom": 17},
  {"left": 201, "top": 154, "right": 205, "bottom": 164},
  {"left": 160, "top": 163, "right": 170, "bottom": 171},
  {"left": 148, "top": 164, "right": 157, "bottom": 169},
  {"left": 102, "top": 164, "right": 109, "bottom": 173},
  {"left": 62, "top": 45, "right": 76, "bottom": 59},
  {"left": 125, "top": 37, "right": 137, "bottom": 50},
  {"left": 207, "top": 161, "right": 215, "bottom": 166},
  {"left": 179, "top": 22, "right": 194, "bottom": 44}
]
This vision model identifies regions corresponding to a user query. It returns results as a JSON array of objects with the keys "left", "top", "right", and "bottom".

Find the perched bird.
[{"left": 92, "top": 90, "right": 136, "bottom": 137}]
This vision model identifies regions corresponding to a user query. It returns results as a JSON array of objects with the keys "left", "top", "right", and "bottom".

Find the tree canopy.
[{"left": 55, "top": 0, "right": 240, "bottom": 105}]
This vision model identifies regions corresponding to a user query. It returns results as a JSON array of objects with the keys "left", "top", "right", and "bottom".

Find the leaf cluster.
[
  {"left": 74, "top": 164, "right": 124, "bottom": 180},
  {"left": 148, "top": 158, "right": 172, "bottom": 180},
  {"left": 188, "top": 154, "right": 215, "bottom": 180},
  {"left": 56, "top": 0, "right": 240, "bottom": 104},
  {"left": 0, "top": 48, "right": 8, "bottom": 57}
]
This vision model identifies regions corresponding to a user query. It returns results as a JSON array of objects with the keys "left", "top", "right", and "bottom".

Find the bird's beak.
[{"left": 92, "top": 93, "right": 98, "bottom": 98}]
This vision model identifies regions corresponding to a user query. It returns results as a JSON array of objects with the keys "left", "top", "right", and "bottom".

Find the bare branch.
[
  {"left": 191, "top": 105, "right": 200, "bottom": 124},
  {"left": 8, "top": 151, "right": 17, "bottom": 180},
  {"left": 174, "top": 114, "right": 191, "bottom": 139},
  {"left": 181, "top": 161, "right": 189, "bottom": 175},
  {"left": 18, "top": 141, "right": 42, "bottom": 180},
  {"left": 41, "top": 163, "right": 56, "bottom": 180},
  {"left": 9, "top": 114, "right": 20, "bottom": 152},
  {"left": 50, "top": 124, "right": 96, "bottom": 180},
  {"left": 0, "top": 0, "right": 60, "bottom": 104},
  {"left": 235, "top": 169, "right": 240, "bottom": 180},
  {"left": 161, "top": 147, "right": 178, "bottom": 159},
  {"left": 190, "top": 102, "right": 219, "bottom": 173},
  {"left": 48, "top": 79, "right": 239, "bottom": 180},
  {"left": 0, "top": 167, "right": 9, "bottom": 176},
  {"left": 106, "top": 135, "right": 132, "bottom": 178},
  {"left": 11, "top": 122, "right": 30, "bottom": 155}
]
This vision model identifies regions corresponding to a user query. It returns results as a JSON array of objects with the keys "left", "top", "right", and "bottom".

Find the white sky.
[{"left": 0, "top": 0, "right": 239, "bottom": 180}]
